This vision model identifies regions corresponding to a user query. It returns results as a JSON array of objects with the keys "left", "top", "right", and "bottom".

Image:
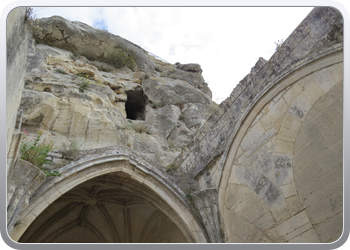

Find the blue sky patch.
[{"left": 93, "top": 20, "right": 108, "bottom": 31}]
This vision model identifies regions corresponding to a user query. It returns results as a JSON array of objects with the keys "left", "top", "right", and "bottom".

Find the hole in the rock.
[{"left": 125, "top": 89, "right": 148, "bottom": 120}]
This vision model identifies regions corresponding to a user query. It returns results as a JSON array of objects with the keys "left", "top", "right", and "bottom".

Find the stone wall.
[
  {"left": 6, "top": 7, "right": 29, "bottom": 170},
  {"left": 6, "top": 7, "right": 343, "bottom": 244},
  {"left": 173, "top": 7, "right": 343, "bottom": 190},
  {"left": 9, "top": 146, "right": 207, "bottom": 243},
  {"left": 220, "top": 56, "right": 343, "bottom": 243},
  {"left": 168, "top": 6, "right": 343, "bottom": 243}
]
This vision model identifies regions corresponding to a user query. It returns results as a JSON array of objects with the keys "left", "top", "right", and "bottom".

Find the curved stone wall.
[
  {"left": 219, "top": 52, "right": 343, "bottom": 243},
  {"left": 293, "top": 80, "right": 343, "bottom": 243},
  {"left": 172, "top": 7, "right": 343, "bottom": 194}
]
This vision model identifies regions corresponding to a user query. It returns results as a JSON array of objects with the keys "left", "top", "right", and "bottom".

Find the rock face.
[
  {"left": 6, "top": 7, "right": 343, "bottom": 245},
  {"left": 34, "top": 16, "right": 155, "bottom": 72},
  {"left": 17, "top": 15, "right": 216, "bottom": 168}
]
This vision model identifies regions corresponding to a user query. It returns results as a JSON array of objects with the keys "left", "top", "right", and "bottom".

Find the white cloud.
[{"left": 33, "top": 6, "right": 313, "bottom": 103}]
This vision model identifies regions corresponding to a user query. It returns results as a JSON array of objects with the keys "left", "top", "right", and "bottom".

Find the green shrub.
[
  {"left": 104, "top": 48, "right": 136, "bottom": 70},
  {"left": 20, "top": 129, "right": 60, "bottom": 176},
  {"left": 94, "top": 80, "right": 104, "bottom": 86},
  {"left": 78, "top": 78, "right": 90, "bottom": 92},
  {"left": 77, "top": 72, "right": 89, "bottom": 78},
  {"left": 186, "top": 193, "right": 192, "bottom": 200},
  {"left": 42, "top": 170, "right": 61, "bottom": 177},
  {"left": 179, "top": 113, "right": 185, "bottom": 121},
  {"left": 25, "top": 7, "right": 43, "bottom": 39},
  {"left": 70, "top": 51, "right": 81, "bottom": 60},
  {"left": 55, "top": 68, "right": 67, "bottom": 74},
  {"left": 14, "top": 221, "right": 21, "bottom": 228},
  {"left": 150, "top": 102, "right": 160, "bottom": 109},
  {"left": 169, "top": 147, "right": 181, "bottom": 152},
  {"left": 166, "top": 164, "right": 178, "bottom": 172}
]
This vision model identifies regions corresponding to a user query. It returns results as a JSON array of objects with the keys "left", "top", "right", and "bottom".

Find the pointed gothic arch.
[{"left": 10, "top": 150, "right": 207, "bottom": 243}]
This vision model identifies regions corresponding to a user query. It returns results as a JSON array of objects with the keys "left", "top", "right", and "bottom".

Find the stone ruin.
[{"left": 6, "top": 7, "right": 343, "bottom": 244}]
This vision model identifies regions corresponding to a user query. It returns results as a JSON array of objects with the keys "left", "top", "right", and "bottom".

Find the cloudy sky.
[{"left": 28, "top": 7, "right": 314, "bottom": 103}]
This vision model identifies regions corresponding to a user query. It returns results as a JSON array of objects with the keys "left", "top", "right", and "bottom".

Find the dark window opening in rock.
[{"left": 125, "top": 89, "right": 148, "bottom": 120}]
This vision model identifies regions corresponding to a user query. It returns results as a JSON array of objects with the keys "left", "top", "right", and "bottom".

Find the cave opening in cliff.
[{"left": 125, "top": 89, "right": 148, "bottom": 120}]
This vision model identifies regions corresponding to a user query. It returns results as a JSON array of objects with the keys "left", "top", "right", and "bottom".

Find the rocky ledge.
[{"left": 18, "top": 15, "right": 217, "bottom": 170}]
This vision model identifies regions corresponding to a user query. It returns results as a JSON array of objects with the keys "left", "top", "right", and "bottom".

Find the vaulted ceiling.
[{"left": 19, "top": 172, "right": 188, "bottom": 243}]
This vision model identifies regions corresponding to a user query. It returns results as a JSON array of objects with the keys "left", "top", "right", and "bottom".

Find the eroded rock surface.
[{"left": 18, "top": 16, "right": 216, "bottom": 168}]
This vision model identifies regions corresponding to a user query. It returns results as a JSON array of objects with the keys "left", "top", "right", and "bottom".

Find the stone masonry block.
[
  {"left": 303, "top": 79, "right": 325, "bottom": 102},
  {"left": 308, "top": 16, "right": 333, "bottom": 42},
  {"left": 294, "top": 134, "right": 328, "bottom": 166},
  {"left": 282, "top": 82, "right": 303, "bottom": 106},
  {"left": 254, "top": 175, "right": 271, "bottom": 197},
  {"left": 285, "top": 195, "right": 304, "bottom": 216},
  {"left": 253, "top": 211, "right": 276, "bottom": 232},
  {"left": 279, "top": 182, "right": 297, "bottom": 199},
  {"left": 281, "top": 115, "right": 301, "bottom": 132},
  {"left": 235, "top": 166, "right": 261, "bottom": 191},
  {"left": 292, "top": 14, "right": 313, "bottom": 43},
  {"left": 274, "top": 139, "right": 294, "bottom": 155},
  {"left": 288, "top": 228, "right": 320, "bottom": 243},
  {"left": 305, "top": 190, "right": 342, "bottom": 225},
  {"left": 288, "top": 94, "right": 313, "bottom": 121},
  {"left": 328, "top": 63, "right": 343, "bottom": 84},
  {"left": 275, "top": 210, "right": 310, "bottom": 237},
  {"left": 283, "top": 221, "right": 313, "bottom": 241},
  {"left": 270, "top": 201, "right": 290, "bottom": 224},
  {"left": 314, "top": 212, "right": 343, "bottom": 243},
  {"left": 312, "top": 67, "right": 337, "bottom": 93},
  {"left": 278, "top": 35, "right": 298, "bottom": 59},
  {"left": 316, "top": 139, "right": 342, "bottom": 172},
  {"left": 252, "top": 152, "right": 274, "bottom": 181},
  {"left": 241, "top": 121, "right": 266, "bottom": 151},
  {"left": 277, "top": 127, "right": 297, "bottom": 143},
  {"left": 290, "top": 35, "right": 316, "bottom": 63}
]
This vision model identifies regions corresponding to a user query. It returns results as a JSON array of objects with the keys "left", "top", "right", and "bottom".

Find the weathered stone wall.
[
  {"left": 9, "top": 146, "right": 208, "bottom": 243},
  {"left": 7, "top": 159, "right": 46, "bottom": 234},
  {"left": 168, "top": 6, "right": 343, "bottom": 243},
  {"left": 220, "top": 58, "right": 342, "bottom": 243},
  {"left": 6, "top": 7, "right": 29, "bottom": 168},
  {"left": 293, "top": 79, "right": 343, "bottom": 242},
  {"left": 6, "top": 6, "right": 343, "bottom": 244},
  {"left": 7, "top": 12, "right": 214, "bottom": 243},
  {"left": 173, "top": 7, "right": 343, "bottom": 189}
]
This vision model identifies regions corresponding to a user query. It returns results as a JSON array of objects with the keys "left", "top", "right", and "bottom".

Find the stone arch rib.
[
  {"left": 96, "top": 203, "right": 121, "bottom": 243},
  {"left": 22, "top": 202, "right": 83, "bottom": 243},
  {"left": 12, "top": 151, "right": 207, "bottom": 243},
  {"left": 137, "top": 210, "right": 162, "bottom": 243}
]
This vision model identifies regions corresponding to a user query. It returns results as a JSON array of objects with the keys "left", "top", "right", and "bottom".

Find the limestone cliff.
[
  {"left": 18, "top": 15, "right": 217, "bottom": 170},
  {"left": 7, "top": 7, "right": 343, "bottom": 244}
]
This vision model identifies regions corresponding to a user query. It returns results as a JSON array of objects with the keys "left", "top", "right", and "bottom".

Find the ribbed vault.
[{"left": 19, "top": 172, "right": 189, "bottom": 243}]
